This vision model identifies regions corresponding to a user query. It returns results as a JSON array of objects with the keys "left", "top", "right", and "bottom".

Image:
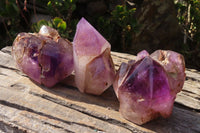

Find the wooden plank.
[{"left": 0, "top": 46, "right": 200, "bottom": 133}]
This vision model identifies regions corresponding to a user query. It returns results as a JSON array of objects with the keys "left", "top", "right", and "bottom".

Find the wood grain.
[{"left": 0, "top": 47, "right": 199, "bottom": 133}]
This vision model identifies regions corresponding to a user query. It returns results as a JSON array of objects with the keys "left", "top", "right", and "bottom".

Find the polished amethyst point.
[
  {"left": 12, "top": 26, "right": 74, "bottom": 87},
  {"left": 73, "top": 17, "right": 115, "bottom": 95},
  {"left": 114, "top": 50, "right": 185, "bottom": 125},
  {"left": 150, "top": 50, "right": 186, "bottom": 94}
]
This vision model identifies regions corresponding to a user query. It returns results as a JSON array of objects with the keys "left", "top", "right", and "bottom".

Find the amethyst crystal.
[
  {"left": 150, "top": 50, "right": 186, "bottom": 95},
  {"left": 113, "top": 50, "right": 185, "bottom": 125},
  {"left": 73, "top": 18, "right": 115, "bottom": 95},
  {"left": 12, "top": 26, "right": 74, "bottom": 87}
]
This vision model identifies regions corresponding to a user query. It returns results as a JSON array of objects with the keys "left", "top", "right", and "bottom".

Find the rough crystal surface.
[
  {"left": 73, "top": 18, "right": 115, "bottom": 95},
  {"left": 113, "top": 50, "right": 185, "bottom": 125},
  {"left": 12, "top": 26, "right": 74, "bottom": 87},
  {"left": 150, "top": 50, "right": 186, "bottom": 95}
]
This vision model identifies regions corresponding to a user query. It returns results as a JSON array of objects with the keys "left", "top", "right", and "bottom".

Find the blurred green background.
[{"left": 0, "top": 0, "right": 200, "bottom": 70}]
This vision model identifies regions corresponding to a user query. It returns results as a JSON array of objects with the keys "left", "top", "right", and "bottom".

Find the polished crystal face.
[
  {"left": 12, "top": 26, "right": 74, "bottom": 87},
  {"left": 73, "top": 18, "right": 115, "bottom": 95},
  {"left": 114, "top": 50, "right": 185, "bottom": 125}
]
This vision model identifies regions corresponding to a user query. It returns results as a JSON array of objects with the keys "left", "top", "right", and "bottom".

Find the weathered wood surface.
[{"left": 0, "top": 46, "right": 199, "bottom": 133}]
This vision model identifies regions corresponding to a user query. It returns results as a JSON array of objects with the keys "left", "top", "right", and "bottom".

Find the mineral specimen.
[
  {"left": 73, "top": 17, "right": 115, "bottom": 95},
  {"left": 150, "top": 50, "right": 186, "bottom": 95},
  {"left": 12, "top": 25, "right": 74, "bottom": 87},
  {"left": 113, "top": 50, "right": 185, "bottom": 125}
]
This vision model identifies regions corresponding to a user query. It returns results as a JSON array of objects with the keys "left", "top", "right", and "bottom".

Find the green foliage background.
[
  {"left": 175, "top": 0, "right": 200, "bottom": 69},
  {"left": 0, "top": 0, "right": 200, "bottom": 70}
]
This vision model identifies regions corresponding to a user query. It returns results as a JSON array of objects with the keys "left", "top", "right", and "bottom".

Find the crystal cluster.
[
  {"left": 113, "top": 50, "right": 185, "bottom": 125},
  {"left": 12, "top": 26, "right": 74, "bottom": 87},
  {"left": 73, "top": 18, "right": 115, "bottom": 95}
]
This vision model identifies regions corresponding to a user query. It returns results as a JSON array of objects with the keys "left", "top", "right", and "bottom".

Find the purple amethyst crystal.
[
  {"left": 113, "top": 50, "right": 185, "bottom": 125},
  {"left": 150, "top": 50, "right": 186, "bottom": 95},
  {"left": 12, "top": 26, "right": 74, "bottom": 87},
  {"left": 73, "top": 18, "right": 115, "bottom": 95}
]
